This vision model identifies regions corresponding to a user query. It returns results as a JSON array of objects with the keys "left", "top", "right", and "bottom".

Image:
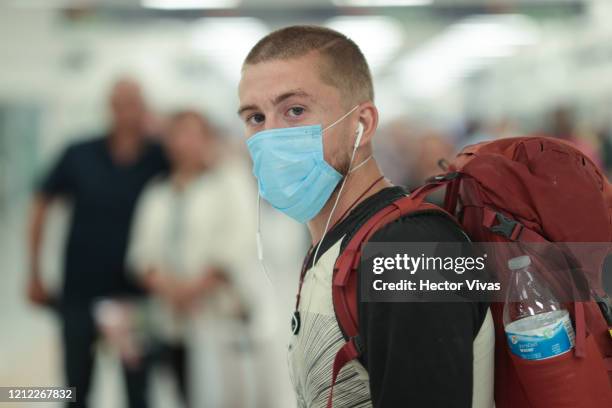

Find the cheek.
[
  {"left": 118, "top": 104, "right": 142, "bottom": 119},
  {"left": 168, "top": 135, "right": 193, "bottom": 158},
  {"left": 322, "top": 129, "right": 351, "bottom": 171},
  {"left": 244, "top": 128, "right": 257, "bottom": 139},
  {"left": 184, "top": 135, "right": 202, "bottom": 152}
]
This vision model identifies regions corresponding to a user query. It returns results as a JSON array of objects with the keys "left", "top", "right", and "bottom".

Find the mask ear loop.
[
  {"left": 256, "top": 193, "right": 274, "bottom": 286},
  {"left": 312, "top": 121, "right": 365, "bottom": 266},
  {"left": 349, "top": 155, "right": 372, "bottom": 174},
  {"left": 323, "top": 105, "right": 359, "bottom": 132}
]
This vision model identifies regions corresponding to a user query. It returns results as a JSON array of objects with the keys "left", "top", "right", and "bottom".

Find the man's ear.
[{"left": 356, "top": 101, "right": 378, "bottom": 147}]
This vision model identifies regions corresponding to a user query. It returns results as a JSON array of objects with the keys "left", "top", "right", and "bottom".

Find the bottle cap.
[{"left": 508, "top": 255, "right": 531, "bottom": 270}]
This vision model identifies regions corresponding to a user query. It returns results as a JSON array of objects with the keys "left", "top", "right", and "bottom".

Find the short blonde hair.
[{"left": 243, "top": 25, "right": 374, "bottom": 105}]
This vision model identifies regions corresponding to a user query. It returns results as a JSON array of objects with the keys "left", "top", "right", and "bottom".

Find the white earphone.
[{"left": 354, "top": 122, "right": 364, "bottom": 148}]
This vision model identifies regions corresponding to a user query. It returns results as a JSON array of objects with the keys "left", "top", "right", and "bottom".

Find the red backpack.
[{"left": 327, "top": 136, "right": 612, "bottom": 408}]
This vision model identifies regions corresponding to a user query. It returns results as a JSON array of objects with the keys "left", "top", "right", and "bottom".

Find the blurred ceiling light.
[
  {"left": 9, "top": 0, "right": 88, "bottom": 8},
  {"left": 142, "top": 0, "right": 240, "bottom": 9},
  {"left": 325, "top": 16, "right": 404, "bottom": 74},
  {"left": 397, "top": 14, "right": 539, "bottom": 97},
  {"left": 190, "top": 17, "right": 269, "bottom": 81},
  {"left": 333, "top": 0, "right": 432, "bottom": 6}
]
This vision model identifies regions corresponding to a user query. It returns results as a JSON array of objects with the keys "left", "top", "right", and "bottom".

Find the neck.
[
  {"left": 172, "top": 165, "right": 205, "bottom": 189},
  {"left": 307, "top": 158, "right": 392, "bottom": 245},
  {"left": 108, "top": 128, "right": 143, "bottom": 164}
]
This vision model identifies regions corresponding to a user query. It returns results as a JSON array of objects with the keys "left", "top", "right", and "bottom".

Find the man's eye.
[
  {"left": 247, "top": 113, "right": 265, "bottom": 126},
  {"left": 287, "top": 106, "right": 305, "bottom": 118}
]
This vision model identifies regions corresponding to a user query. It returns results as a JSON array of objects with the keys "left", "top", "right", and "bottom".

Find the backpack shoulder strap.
[{"left": 327, "top": 186, "right": 454, "bottom": 408}]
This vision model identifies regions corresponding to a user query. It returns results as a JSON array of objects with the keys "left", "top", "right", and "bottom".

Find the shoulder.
[
  {"left": 142, "top": 140, "right": 170, "bottom": 171},
  {"left": 142, "top": 175, "right": 171, "bottom": 198},
  {"left": 59, "top": 136, "right": 104, "bottom": 157},
  {"left": 143, "top": 139, "right": 163, "bottom": 154},
  {"left": 72, "top": 136, "right": 107, "bottom": 151},
  {"left": 135, "top": 176, "right": 173, "bottom": 214},
  {"left": 48, "top": 137, "right": 104, "bottom": 171},
  {"left": 143, "top": 140, "right": 166, "bottom": 159},
  {"left": 370, "top": 208, "right": 469, "bottom": 243}
]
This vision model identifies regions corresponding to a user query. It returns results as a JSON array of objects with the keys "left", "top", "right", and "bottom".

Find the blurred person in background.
[
  {"left": 373, "top": 118, "right": 418, "bottom": 187},
  {"left": 457, "top": 117, "right": 521, "bottom": 151},
  {"left": 597, "top": 125, "right": 612, "bottom": 177},
  {"left": 461, "top": 118, "right": 493, "bottom": 148},
  {"left": 548, "top": 105, "right": 603, "bottom": 168},
  {"left": 128, "top": 110, "right": 259, "bottom": 408},
  {"left": 404, "top": 131, "right": 455, "bottom": 193},
  {"left": 376, "top": 120, "right": 455, "bottom": 203},
  {"left": 26, "top": 77, "right": 168, "bottom": 408},
  {"left": 490, "top": 117, "right": 521, "bottom": 141}
]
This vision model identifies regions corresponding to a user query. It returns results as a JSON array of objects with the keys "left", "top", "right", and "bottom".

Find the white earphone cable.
[
  {"left": 255, "top": 193, "right": 274, "bottom": 286},
  {"left": 311, "top": 124, "right": 365, "bottom": 266}
]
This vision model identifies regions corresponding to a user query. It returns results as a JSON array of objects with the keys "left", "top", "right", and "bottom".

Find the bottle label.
[{"left": 505, "top": 312, "right": 575, "bottom": 360}]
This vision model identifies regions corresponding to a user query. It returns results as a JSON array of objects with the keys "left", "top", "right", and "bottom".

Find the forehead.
[
  {"left": 238, "top": 52, "right": 340, "bottom": 107},
  {"left": 111, "top": 82, "right": 142, "bottom": 100},
  {"left": 171, "top": 115, "right": 212, "bottom": 136},
  {"left": 172, "top": 115, "right": 200, "bottom": 130}
]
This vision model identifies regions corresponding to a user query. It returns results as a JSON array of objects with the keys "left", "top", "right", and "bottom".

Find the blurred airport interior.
[{"left": 1, "top": 0, "right": 612, "bottom": 407}]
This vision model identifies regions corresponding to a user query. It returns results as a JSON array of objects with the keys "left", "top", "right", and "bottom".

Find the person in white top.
[{"left": 128, "top": 111, "right": 259, "bottom": 407}]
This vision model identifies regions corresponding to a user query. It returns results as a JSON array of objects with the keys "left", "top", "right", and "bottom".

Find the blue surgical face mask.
[{"left": 246, "top": 105, "right": 359, "bottom": 223}]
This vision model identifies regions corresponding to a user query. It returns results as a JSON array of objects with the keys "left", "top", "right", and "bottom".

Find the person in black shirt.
[{"left": 26, "top": 78, "right": 168, "bottom": 408}]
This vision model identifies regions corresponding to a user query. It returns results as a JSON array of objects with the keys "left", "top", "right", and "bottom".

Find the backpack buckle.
[
  {"left": 427, "top": 171, "right": 459, "bottom": 183},
  {"left": 491, "top": 212, "right": 522, "bottom": 240}
]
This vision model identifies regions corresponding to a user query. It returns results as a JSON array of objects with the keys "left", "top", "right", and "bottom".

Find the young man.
[
  {"left": 238, "top": 26, "right": 495, "bottom": 408},
  {"left": 26, "top": 78, "right": 167, "bottom": 408}
]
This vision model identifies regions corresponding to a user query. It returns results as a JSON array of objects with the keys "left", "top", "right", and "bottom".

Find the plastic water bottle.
[{"left": 503, "top": 255, "right": 575, "bottom": 360}]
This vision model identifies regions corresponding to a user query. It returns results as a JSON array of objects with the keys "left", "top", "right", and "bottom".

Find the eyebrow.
[
  {"left": 237, "top": 104, "right": 257, "bottom": 117},
  {"left": 273, "top": 89, "right": 312, "bottom": 105},
  {"left": 237, "top": 89, "right": 313, "bottom": 117}
]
